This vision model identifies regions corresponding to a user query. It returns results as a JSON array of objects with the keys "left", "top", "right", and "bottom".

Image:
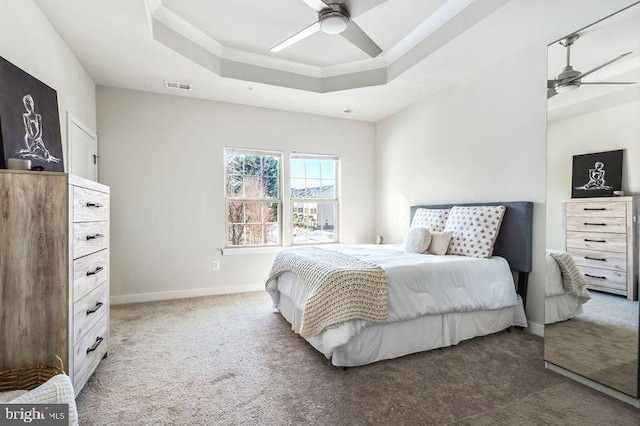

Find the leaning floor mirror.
[{"left": 544, "top": 3, "right": 640, "bottom": 405}]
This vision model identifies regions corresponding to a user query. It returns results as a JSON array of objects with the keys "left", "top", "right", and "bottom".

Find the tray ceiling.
[{"left": 31, "top": 0, "right": 640, "bottom": 121}]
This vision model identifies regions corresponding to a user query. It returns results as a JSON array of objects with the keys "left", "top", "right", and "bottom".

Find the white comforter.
[{"left": 267, "top": 244, "right": 525, "bottom": 358}]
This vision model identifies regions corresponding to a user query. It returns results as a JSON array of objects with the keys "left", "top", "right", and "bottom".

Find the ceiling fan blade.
[
  {"left": 300, "top": 0, "right": 330, "bottom": 12},
  {"left": 270, "top": 21, "right": 321, "bottom": 53},
  {"left": 564, "top": 52, "right": 633, "bottom": 84},
  {"left": 345, "top": 0, "right": 389, "bottom": 18},
  {"left": 580, "top": 81, "right": 637, "bottom": 85},
  {"left": 341, "top": 21, "right": 382, "bottom": 57},
  {"left": 547, "top": 88, "right": 558, "bottom": 99}
]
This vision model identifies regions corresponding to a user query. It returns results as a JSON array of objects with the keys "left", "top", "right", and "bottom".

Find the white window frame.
[
  {"left": 224, "top": 148, "right": 283, "bottom": 248},
  {"left": 289, "top": 153, "right": 340, "bottom": 246}
]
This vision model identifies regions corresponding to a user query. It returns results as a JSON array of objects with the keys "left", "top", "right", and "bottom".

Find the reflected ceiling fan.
[
  {"left": 270, "top": 0, "right": 385, "bottom": 57},
  {"left": 547, "top": 33, "right": 636, "bottom": 99}
]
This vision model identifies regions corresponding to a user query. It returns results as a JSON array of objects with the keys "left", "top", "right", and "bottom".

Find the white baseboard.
[
  {"left": 110, "top": 284, "right": 264, "bottom": 305},
  {"left": 527, "top": 321, "right": 544, "bottom": 337}
]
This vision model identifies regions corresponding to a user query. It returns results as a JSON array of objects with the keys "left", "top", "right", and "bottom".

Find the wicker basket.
[{"left": 0, "top": 355, "right": 65, "bottom": 392}]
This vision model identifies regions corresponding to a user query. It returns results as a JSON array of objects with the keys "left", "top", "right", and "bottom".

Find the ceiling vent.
[
  {"left": 164, "top": 80, "right": 191, "bottom": 90},
  {"left": 343, "top": 108, "right": 363, "bottom": 115}
]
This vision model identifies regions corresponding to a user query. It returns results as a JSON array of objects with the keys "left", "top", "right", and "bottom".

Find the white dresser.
[
  {"left": 69, "top": 175, "right": 110, "bottom": 393},
  {"left": 0, "top": 171, "right": 109, "bottom": 395},
  {"left": 564, "top": 197, "right": 638, "bottom": 300}
]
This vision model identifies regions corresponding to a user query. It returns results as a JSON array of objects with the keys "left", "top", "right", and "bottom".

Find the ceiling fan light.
[
  {"left": 556, "top": 83, "right": 580, "bottom": 94},
  {"left": 320, "top": 12, "right": 349, "bottom": 34}
]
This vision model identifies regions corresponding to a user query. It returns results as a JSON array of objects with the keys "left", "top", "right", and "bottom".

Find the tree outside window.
[{"left": 225, "top": 149, "right": 281, "bottom": 246}]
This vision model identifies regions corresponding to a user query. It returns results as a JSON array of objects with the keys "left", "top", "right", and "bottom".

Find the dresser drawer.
[
  {"left": 566, "top": 231, "right": 627, "bottom": 253},
  {"left": 565, "top": 201, "right": 626, "bottom": 218},
  {"left": 74, "top": 314, "right": 108, "bottom": 390},
  {"left": 73, "top": 186, "right": 109, "bottom": 222},
  {"left": 73, "top": 249, "right": 108, "bottom": 302},
  {"left": 73, "top": 222, "right": 109, "bottom": 259},
  {"left": 579, "top": 266, "right": 627, "bottom": 290},
  {"left": 73, "top": 282, "right": 109, "bottom": 343},
  {"left": 566, "top": 216, "right": 627, "bottom": 234},
  {"left": 568, "top": 248, "right": 626, "bottom": 273}
]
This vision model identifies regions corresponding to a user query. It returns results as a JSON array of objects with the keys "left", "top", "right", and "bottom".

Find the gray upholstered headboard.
[{"left": 409, "top": 201, "right": 533, "bottom": 273}]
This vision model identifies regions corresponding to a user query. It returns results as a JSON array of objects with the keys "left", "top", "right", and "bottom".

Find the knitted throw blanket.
[
  {"left": 549, "top": 250, "right": 590, "bottom": 299},
  {"left": 267, "top": 247, "right": 388, "bottom": 338}
]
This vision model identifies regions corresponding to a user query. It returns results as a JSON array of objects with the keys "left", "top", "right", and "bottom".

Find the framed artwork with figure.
[
  {"left": 571, "top": 149, "right": 623, "bottom": 198},
  {"left": 0, "top": 55, "right": 64, "bottom": 171}
]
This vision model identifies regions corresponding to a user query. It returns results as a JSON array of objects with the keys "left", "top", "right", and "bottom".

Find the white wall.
[
  {"left": 546, "top": 101, "right": 640, "bottom": 250},
  {"left": 375, "top": 44, "right": 548, "bottom": 330},
  {"left": 96, "top": 87, "right": 377, "bottom": 302},
  {"left": 0, "top": 0, "right": 96, "bottom": 164}
]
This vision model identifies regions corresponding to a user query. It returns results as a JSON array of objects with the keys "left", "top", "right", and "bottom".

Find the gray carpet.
[
  {"left": 582, "top": 291, "right": 639, "bottom": 330},
  {"left": 76, "top": 292, "right": 639, "bottom": 425},
  {"left": 545, "top": 292, "right": 639, "bottom": 397}
]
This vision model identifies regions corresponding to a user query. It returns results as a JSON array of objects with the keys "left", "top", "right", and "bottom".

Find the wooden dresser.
[
  {"left": 0, "top": 171, "right": 110, "bottom": 394},
  {"left": 564, "top": 197, "right": 638, "bottom": 300}
]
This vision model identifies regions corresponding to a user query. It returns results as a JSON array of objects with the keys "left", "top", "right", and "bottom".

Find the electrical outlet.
[{"left": 213, "top": 260, "right": 221, "bottom": 270}]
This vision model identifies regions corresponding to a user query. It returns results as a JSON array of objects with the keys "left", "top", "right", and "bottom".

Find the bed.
[
  {"left": 266, "top": 201, "right": 533, "bottom": 367},
  {"left": 545, "top": 250, "right": 591, "bottom": 324}
]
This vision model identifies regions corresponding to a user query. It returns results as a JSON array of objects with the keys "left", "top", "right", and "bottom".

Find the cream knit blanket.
[{"left": 267, "top": 247, "right": 388, "bottom": 338}]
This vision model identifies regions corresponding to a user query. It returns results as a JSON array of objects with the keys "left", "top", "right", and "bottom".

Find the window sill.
[
  {"left": 221, "top": 243, "right": 343, "bottom": 256},
  {"left": 222, "top": 246, "right": 284, "bottom": 256}
]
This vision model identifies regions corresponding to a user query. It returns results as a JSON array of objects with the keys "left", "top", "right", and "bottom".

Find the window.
[
  {"left": 225, "top": 149, "right": 281, "bottom": 247},
  {"left": 290, "top": 154, "right": 339, "bottom": 244}
]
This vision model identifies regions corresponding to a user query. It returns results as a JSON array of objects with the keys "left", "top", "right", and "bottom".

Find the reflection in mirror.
[{"left": 544, "top": 4, "right": 640, "bottom": 400}]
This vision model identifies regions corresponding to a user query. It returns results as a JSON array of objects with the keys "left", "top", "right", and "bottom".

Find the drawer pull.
[
  {"left": 86, "top": 233, "right": 105, "bottom": 240},
  {"left": 86, "top": 266, "right": 104, "bottom": 276},
  {"left": 583, "top": 222, "right": 607, "bottom": 226},
  {"left": 584, "top": 256, "right": 607, "bottom": 262},
  {"left": 86, "top": 336, "right": 104, "bottom": 354},
  {"left": 585, "top": 273, "right": 607, "bottom": 280},
  {"left": 86, "top": 202, "right": 104, "bottom": 208},
  {"left": 584, "top": 238, "right": 606, "bottom": 243},
  {"left": 583, "top": 208, "right": 606, "bottom": 211},
  {"left": 86, "top": 302, "right": 104, "bottom": 315}
]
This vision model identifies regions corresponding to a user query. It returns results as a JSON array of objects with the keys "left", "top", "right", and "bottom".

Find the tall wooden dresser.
[
  {"left": 0, "top": 171, "right": 110, "bottom": 394},
  {"left": 564, "top": 197, "right": 638, "bottom": 300}
]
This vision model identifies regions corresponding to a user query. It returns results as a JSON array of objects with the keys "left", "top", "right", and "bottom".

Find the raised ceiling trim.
[
  {"left": 152, "top": 15, "right": 388, "bottom": 93},
  {"left": 148, "top": 0, "right": 510, "bottom": 92}
]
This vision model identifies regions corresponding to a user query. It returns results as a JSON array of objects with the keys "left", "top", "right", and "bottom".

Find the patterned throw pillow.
[
  {"left": 403, "top": 227, "right": 432, "bottom": 253},
  {"left": 444, "top": 206, "right": 506, "bottom": 258},
  {"left": 411, "top": 208, "right": 449, "bottom": 232},
  {"left": 548, "top": 250, "right": 588, "bottom": 295}
]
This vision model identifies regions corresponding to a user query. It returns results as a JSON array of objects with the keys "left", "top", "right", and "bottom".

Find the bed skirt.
[
  {"left": 276, "top": 292, "right": 527, "bottom": 367},
  {"left": 545, "top": 293, "right": 585, "bottom": 325}
]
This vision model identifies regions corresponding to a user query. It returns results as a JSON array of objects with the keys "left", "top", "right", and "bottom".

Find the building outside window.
[{"left": 290, "top": 154, "right": 339, "bottom": 244}]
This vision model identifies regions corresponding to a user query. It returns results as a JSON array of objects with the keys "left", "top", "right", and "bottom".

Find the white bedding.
[
  {"left": 267, "top": 244, "right": 526, "bottom": 360},
  {"left": 545, "top": 250, "right": 590, "bottom": 324}
]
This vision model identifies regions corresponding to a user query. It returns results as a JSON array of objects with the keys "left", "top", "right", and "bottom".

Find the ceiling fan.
[
  {"left": 547, "top": 33, "right": 636, "bottom": 99},
  {"left": 270, "top": 0, "right": 385, "bottom": 58}
]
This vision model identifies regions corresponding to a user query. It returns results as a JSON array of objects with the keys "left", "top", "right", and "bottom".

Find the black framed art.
[
  {"left": 0, "top": 56, "right": 64, "bottom": 171},
  {"left": 571, "top": 149, "right": 623, "bottom": 198}
]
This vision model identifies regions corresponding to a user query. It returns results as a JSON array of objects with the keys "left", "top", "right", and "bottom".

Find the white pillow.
[
  {"left": 444, "top": 205, "right": 506, "bottom": 258},
  {"left": 411, "top": 208, "right": 449, "bottom": 232},
  {"left": 403, "top": 227, "right": 432, "bottom": 253},
  {"left": 428, "top": 231, "right": 453, "bottom": 255}
]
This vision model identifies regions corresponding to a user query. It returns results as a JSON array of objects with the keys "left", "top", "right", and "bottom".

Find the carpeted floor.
[
  {"left": 545, "top": 292, "right": 639, "bottom": 396},
  {"left": 76, "top": 292, "right": 639, "bottom": 425}
]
